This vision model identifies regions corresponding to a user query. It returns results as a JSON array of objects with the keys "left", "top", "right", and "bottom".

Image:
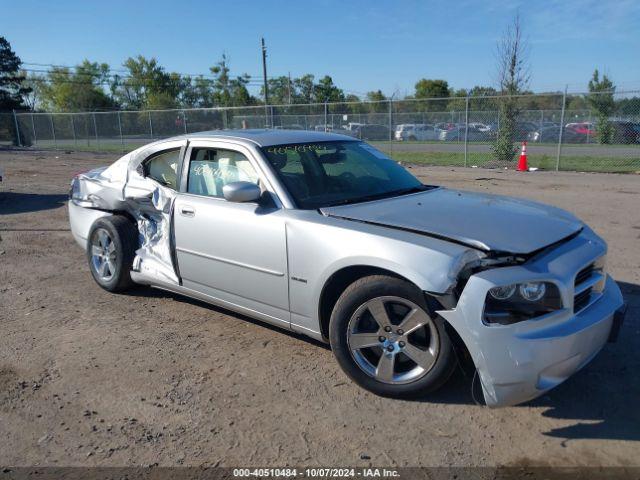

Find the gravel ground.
[{"left": 0, "top": 149, "right": 638, "bottom": 468}]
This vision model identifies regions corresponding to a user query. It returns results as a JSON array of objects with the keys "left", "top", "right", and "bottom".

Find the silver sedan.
[{"left": 68, "top": 130, "right": 626, "bottom": 407}]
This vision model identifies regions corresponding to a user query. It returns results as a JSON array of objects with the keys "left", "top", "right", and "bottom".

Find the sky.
[{"left": 2, "top": 0, "right": 639, "bottom": 97}]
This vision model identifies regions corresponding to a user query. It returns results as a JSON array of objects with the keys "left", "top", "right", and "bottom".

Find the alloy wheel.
[
  {"left": 90, "top": 228, "right": 117, "bottom": 281},
  {"left": 347, "top": 296, "right": 440, "bottom": 384}
]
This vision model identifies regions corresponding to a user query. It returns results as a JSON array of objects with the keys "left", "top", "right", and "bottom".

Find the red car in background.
[{"left": 566, "top": 122, "right": 596, "bottom": 134}]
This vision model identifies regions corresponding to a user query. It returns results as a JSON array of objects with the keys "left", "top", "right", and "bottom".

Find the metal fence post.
[
  {"left": 71, "top": 114, "right": 77, "bottom": 147},
  {"left": 388, "top": 98, "right": 394, "bottom": 158},
  {"left": 324, "top": 102, "right": 328, "bottom": 131},
  {"left": 117, "top": 111, "right": 124, "bottom": 152},
  {"left": 555, "top": 86, "right": 567, "bottom": 171},
  {"left": 31, "top": 113, "right": 37, "bottom": 146},
  {"left": 464, "top": 95, "right": 470, "bottom": 167},
  {"left": 92, "top": 113, "right": 99, "bottom": 147},
  {"left": 148, "top": 111, "right": 154, "bottom": 139},
  {"left": 50, "top": 114, "right": 57, "bottom": 149},
  {"left": 388, "top": 99, "right": 393, "bottom": 141},
  {"left": 539, "top": 109, "right": 544, "bottom": 133},
  {"left": 12, "top": 110, "right": 21, "bottom": 147}
]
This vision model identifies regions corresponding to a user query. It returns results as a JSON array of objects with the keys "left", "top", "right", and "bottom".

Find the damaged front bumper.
[{"left": 437, "top": 227, "right": 625, "bottom": 407}]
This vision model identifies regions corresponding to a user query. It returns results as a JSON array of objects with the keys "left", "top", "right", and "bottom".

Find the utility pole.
[
  {"left": 261, "top": 38, "right": 269, "bottom": 104},
  {"left": 261, "top": 37, "right": 269, "bottom": 127},
  {"left": 288, "top": 72, "right": 292, "bottom": 105}
]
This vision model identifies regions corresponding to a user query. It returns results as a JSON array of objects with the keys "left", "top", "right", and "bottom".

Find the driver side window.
[{"left": 187, "top": 147, "right": 259, "bottom": 198}]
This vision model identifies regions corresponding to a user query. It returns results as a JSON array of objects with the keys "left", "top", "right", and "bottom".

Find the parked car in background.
[
  {"left": 434, "top": 122, "right": 456, "bottom": 131},
  {"left": 566, "top": 122, "right": 595, "bottom": 136},
  {"left": 68, "top": 129, "right": 626, "bottom": 408},
  {"left": 481, "top": 122, "right": 536, "bottom": 142},
  {"left": 353, "top": 124, "right": 390, "bottom": 141},
  {"left": 439, "top": 125, "right": 490, "bottom": 142},
  {"left": 528, "top": 125, "right": 594, "bottom": 144},
  {"left": 394, "top": 124, "right": 439, "bottom": 141},
  {"left": 275, "top": 124, "right": 305, "bottom": 130},
  {"left": 314, "top": 125, "right": 357, "bottom": 137},
  {"left": 467, "top": 122, "right": 491, "bottom": 132},
  {"left": 610, "top": 121, "right": 640, "bottom": 144}
]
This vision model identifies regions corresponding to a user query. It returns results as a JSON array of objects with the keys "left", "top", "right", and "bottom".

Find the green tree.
[
  {"left": 37, "top": 60, "right": 115, "bottom": 111},
  {"left": 587, "top": 69, "right": 615, "bottom": 144},
  {"left": 0, "top": 36, "right": 30, "bottom": 111},
  {"left": 112, "top": 56, "right": 181, "bottom": 109},
  {"left": 616, "top": 96, "right": 640, "bottom": 115},
  {"left": 209, "top": 55, "right": 255, "bottom": 107},
  {"left": 180, "top": 75, "right": 214, "bottom": 108},
  {"left": 366, "top": 90, "right": 386, "bottom": 102},
  {"left": 294, "top": 74, "right": 316, "bottom": 103},
  {"left": 413, "top": 79, "right": 450, "bottom": 112},
  {"left": 314, "top": 75, "right": 345, "bottom": 103},
  {"left": 414, "top": 79, "right": 450, "bottom": 99},
  {"left": 492, "top": 15, "right": 530, "bottom": 164},
  {"left": 0, "top": 37, "right": 31, "bottom": 145},
  {"left": 264, "top": 75, "right": 295, "bottom": 105}
]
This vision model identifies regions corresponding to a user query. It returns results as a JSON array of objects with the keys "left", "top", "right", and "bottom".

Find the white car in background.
[{"left": 394, "top": 124, "right": 439, "bottom": 141}]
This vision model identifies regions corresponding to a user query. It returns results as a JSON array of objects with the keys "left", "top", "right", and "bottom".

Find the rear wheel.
[
  {"left": 329, "top": 275, "right": 455, "bottom": 398},
  {"left": 87, "top": 216, "right": 138, "bottom": 292}
]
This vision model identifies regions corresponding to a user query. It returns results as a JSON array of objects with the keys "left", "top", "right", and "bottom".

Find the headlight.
[
  {"left": 488, "top": 284, "right": 517, "bottom": 300},
  {"left": 485, "top": 282, "right": 562, "bottom": 325},
  {"left": 519, "top": 282, "right": 546, "bottom": 301}
]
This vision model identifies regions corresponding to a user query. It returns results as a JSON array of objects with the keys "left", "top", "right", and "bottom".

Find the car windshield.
[{"left": 261, "top": 141, "right": 426, "bottom": 209}]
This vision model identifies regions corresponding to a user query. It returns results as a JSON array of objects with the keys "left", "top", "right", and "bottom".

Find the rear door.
[{"left": 172, "top": 140, "right": 290, "bottom": 327}]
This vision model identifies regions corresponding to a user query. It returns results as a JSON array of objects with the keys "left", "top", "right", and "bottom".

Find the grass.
[{"left": 387, "top": 151, "right": 640, "bottom": 173}]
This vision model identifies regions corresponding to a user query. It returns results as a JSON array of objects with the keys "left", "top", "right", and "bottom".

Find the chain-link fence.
[{"left": 3, "top": 90, "right": 639, "bottom": 172}]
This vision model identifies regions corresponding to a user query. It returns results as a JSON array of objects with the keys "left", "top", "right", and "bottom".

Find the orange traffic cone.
[{"left": 517, "top": 141, "right": 528, "bottom": 171}]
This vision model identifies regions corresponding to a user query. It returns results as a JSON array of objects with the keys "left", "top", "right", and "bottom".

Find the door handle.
[{"left": 180, "top": 205, "right": 195, "bottom": 217}]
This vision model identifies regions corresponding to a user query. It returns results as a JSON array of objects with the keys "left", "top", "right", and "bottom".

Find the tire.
[
  {"left": 329, "top": 275, "right": 456, "bottom": 399},
  {"left": 408, "top": 135, "right": 417, "bottom": 141},
  {"left": 86, "top": 215, "right": 138, "bottom": 292}
]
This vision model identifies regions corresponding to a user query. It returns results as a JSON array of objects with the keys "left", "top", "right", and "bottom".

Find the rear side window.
[{"left": 144, "top": 149, "right": 180, "bottom": 189}]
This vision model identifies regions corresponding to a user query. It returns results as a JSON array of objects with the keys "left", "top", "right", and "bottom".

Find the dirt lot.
[{"left": 0, "top": 149, "right": 638, "bottom": 468}]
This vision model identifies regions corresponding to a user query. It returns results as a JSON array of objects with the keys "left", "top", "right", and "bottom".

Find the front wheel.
[{"left": 329, "top": 275, "right": 456, "bottom": 398}]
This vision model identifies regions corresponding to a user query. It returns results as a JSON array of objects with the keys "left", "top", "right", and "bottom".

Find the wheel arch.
[
  {"left": 317, "top": 264, "right": 445, "bottom": 343},
  {"left": 317, "top": 263, "right": 475, "bottom": 375}
]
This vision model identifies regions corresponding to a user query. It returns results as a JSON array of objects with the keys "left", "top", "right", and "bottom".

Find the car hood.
[{"left": 320, "top": 187, "right": 583, "bottom": 255}]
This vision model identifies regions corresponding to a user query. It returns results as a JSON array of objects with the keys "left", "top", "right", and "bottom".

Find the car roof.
[{"left": 182, "top": 129, "right": 358, "bottom": 147}]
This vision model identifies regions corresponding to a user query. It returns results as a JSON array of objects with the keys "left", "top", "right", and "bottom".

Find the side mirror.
[{"left": 222, "top": 181, "right": 261, "bottom": 203}]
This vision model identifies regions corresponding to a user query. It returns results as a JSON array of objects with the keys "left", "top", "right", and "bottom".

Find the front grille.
[
  {"left": 573, "top": 262, "right": 595, "bottom": 312},
  {"left": 575, "top": 263, "right": 595, "bottom": 285},
  {"left": 573, "top": 287, "right": 592, "bottom": 312}
]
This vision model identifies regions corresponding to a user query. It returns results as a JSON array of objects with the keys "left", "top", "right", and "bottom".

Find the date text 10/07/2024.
[{"left": 232, "top": 468, "right": 401, "bottom": 478}]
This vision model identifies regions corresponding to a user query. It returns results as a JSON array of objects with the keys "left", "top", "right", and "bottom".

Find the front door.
[{"left": 173, "top": 141, "right": 290, "bottom": 327}]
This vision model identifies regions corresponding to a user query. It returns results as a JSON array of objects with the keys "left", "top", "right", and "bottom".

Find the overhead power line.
[{"left": 21, "top": 62, "right": 274, "bottom": 81}]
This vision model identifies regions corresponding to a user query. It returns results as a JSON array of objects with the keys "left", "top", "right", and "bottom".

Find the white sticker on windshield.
[{"left": 359, "top": 143, "right": 390, "bottom": 159}]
